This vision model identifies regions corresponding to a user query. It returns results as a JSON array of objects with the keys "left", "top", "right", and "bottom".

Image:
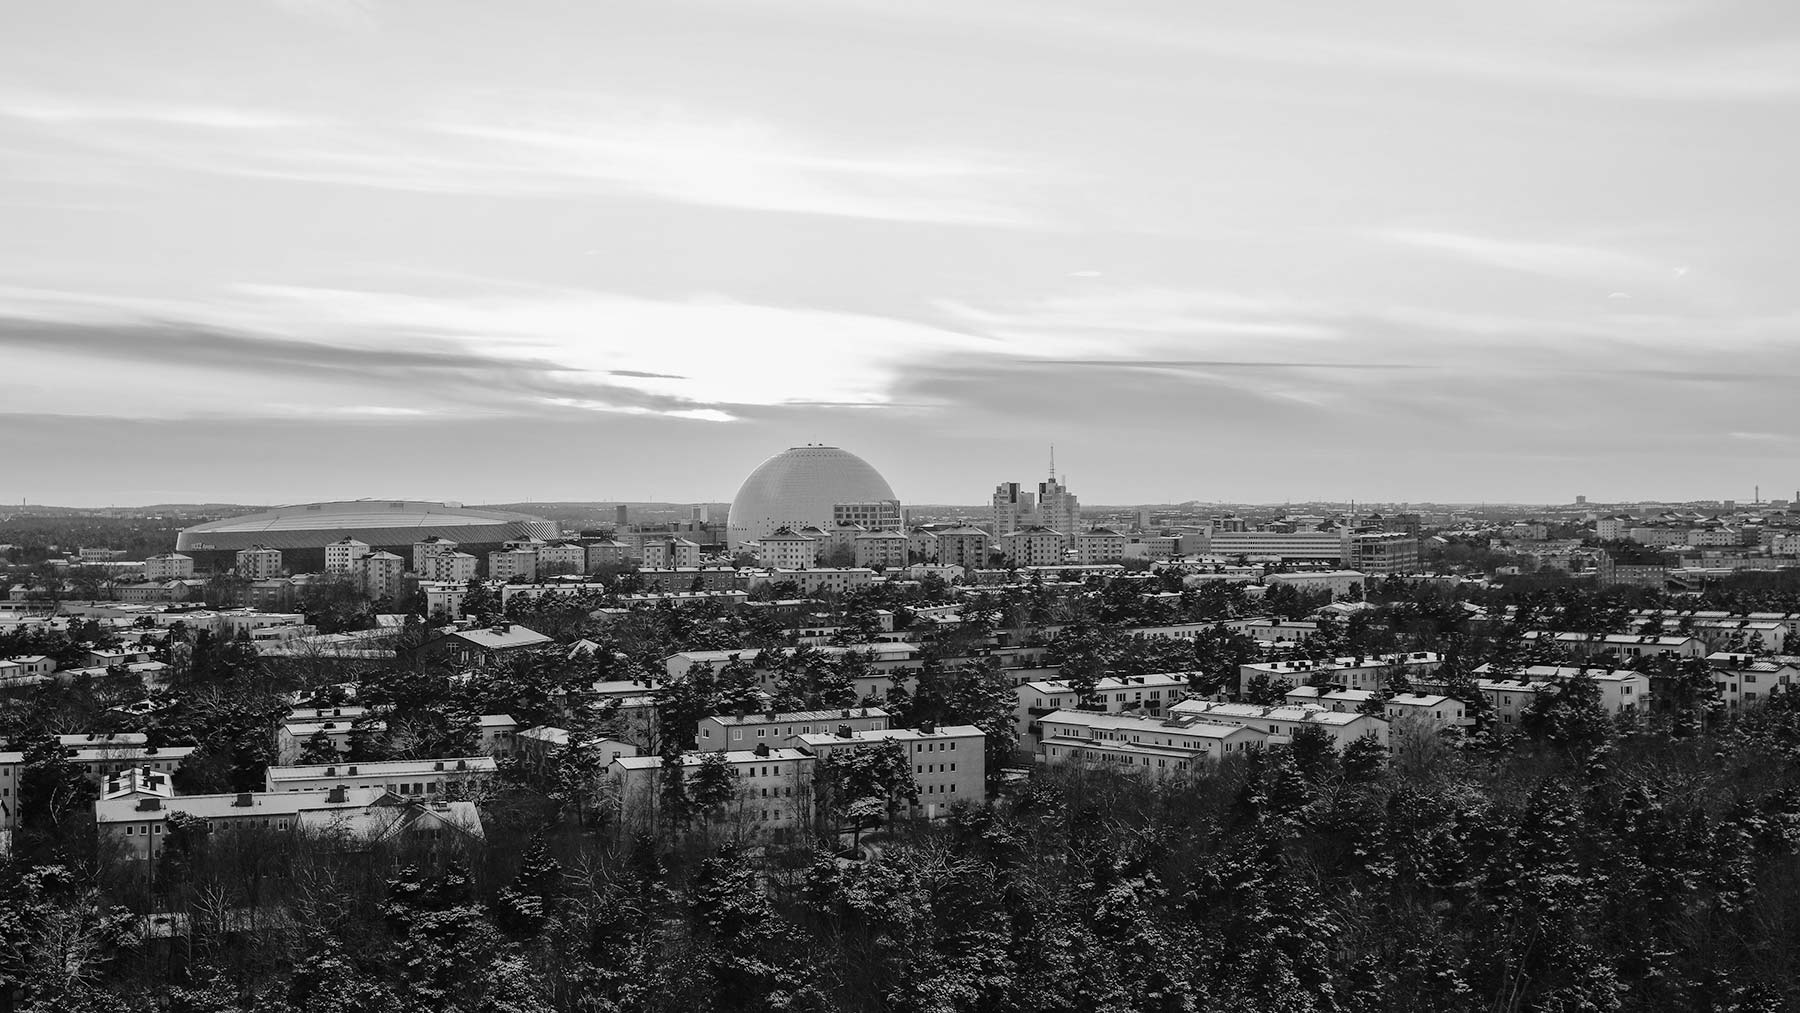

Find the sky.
[{"left": 2, "top": 0, "right": 1798, "bottom": 508}]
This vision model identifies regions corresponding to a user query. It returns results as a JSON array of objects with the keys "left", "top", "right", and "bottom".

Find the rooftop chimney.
[
  {"left": 326, "top": 786, "right": 347, "bottom": 804},
  {"left": 234, "top": 792, "right": 253, "bottom": 807}
]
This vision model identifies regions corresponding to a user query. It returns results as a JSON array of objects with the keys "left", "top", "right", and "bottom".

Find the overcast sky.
[{"left": 3, "top": 1, "right": 1797, "bottom": 508}]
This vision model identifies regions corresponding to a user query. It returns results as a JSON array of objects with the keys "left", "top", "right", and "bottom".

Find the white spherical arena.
[{"left": 727, "top": 446, "right": 899, "bottom": 549}]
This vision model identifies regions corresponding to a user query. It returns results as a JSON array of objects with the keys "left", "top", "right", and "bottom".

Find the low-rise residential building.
[
  {"left": 1281, "top": 686, "right": 1467, "bottom": 730},
  {"left": 1265, "top": 570, "right": 1368, "bottom": 599},
  {"left": 515, "top": 726, "right": 640, "bottom": 770},
  {"left": 1169, "top": 699, "right": 1389, "bottom": 748},
  {"left": 420, "top": 551, "right": 479, "bottom": 583},
  {"left": 1704, "top": 653, "right": 1800, "bottom": 711},
  {"left": 407, "top": 623, "right": 554, "bottom": 668},
  {"left": 265, "top": 756, "right": 497, "bottom": 796},
  {"left": 58, "top": 733, "right": 196, "bottom": 780},
  {"left": 1000, "top": 526, "right": 1067, "bottom": 567},
  {"left": 1013, "top": 673, "right": 1192, "bottom": 749},
  {"left": 1221, "top": 617, "right": 1321, "bottom": 643},
  {"left": 698, "top": 706, "right": 892, "bottom": 751},
  {"left": 795, "top": 723, "right": 985, "bottom": 818},
  {"left": 488, "top": 547, "right": 539, "bottom": 582},
  {"left": 611, "top": 747, "right": 815, "bottom": 835},
  {"left": 1037, "top": 710, "right": 1268, "bottom": 778},
  {"left": 1520, "top": 632, "right": 1707, "bottom": 661},
  {"left": 142, "top": 553, "right": 195, "bottom": 581},
  {"left": 477, "top": 714, "right": 520, "bottom": 757},
  {"left": 758, "top": 527, "right": 820, "bottom": 570},
  {"left": 1459, "top": 665, "right": 1652, "bottom": 719},
  {"left": 1238, "top": 651, "right": 1443, "bottom": 695}
]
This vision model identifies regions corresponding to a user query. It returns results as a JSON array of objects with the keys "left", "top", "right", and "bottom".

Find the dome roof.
[{"left": 727, "top": 446, "right": 898, "bottom": 549}]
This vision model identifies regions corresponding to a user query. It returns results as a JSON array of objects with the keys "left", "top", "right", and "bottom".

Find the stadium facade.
[
  {"left": 176, "top": 500, "right": 557, "bottom": 572},
  {"left": 727, "top": 446, "right": 900, "bottom": 549}
]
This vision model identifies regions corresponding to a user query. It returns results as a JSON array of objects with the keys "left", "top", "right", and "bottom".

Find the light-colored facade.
[
  {"left": 412, "top": 537, "right": 459, "bottom": 573},
  {"left": 853, "top": 531, "right": 909, "bottom": 569},
  {"left": 795, "top": 724, "right": 984, "bottom": 818},
  {"left": 488, "top": 547, "right": 539, "bottom": 582},
  {"left": 1034, "top": 476, "right": 1080, "bottom": 538},
  {"left": 420, "top": 550, "right": 478, "bottom": 583},
  {"left": 1207, "top": 531, "right": 1345, "bottom": 563},
  {"left": 536, "top": 542, "right": 588, "bottom": 576},
  {"left": 1037, "top": 710, "right": 1267, "bottom": 778},
  {"left": 1169, "top": 699, "right": 1389, "bottom": 748},
  {"left": 357, "top": 550, "right": 406, "bottom": 601},
  {"left": 233, "top": 547, "right": 284, "bottom": 579},
  {"left": 1014, "top": 672, "right": 1191, "bottom": 748},
  {"left": 1000, "top": 526, "right": 1066, "bottom": 567},
  {"left": 758, "top": 527, "right": 820, "bottom": 570},
  {"left": 698, "top": 707, "right": 893, "bottom": 751},
  {"left": 143, "top": 553, "right": 195, "bottom": 581},
  {"left": 1238, "top": 651, "right": 1444, "bottom": 695},
  {"left": 265, "top": 756, "right": 497, "bottom": 795},
  {"left": 1345, "top": 532, "right": 1419, "bottom": 575},
  {"left": 935, "top": 527, "right": 991, "bottom": 568},
  {"left": 992, "top": 483, "right": 1036, "bottom": 539},
  {"left": 1074, "top": 528, "right": 1128, "bottom": 565},
  {"left": 1265, "top": 570, "right": 1367, "bottom": 599},
  {"left": 324, "top": 538, "right": 371, "bottom": 574},
  {"left": 612, "top": 748, "right": 815, "bottom": 834},
  {"left": 1706, "top": 653, "right": 1800, "bottom": 711},
  {"left": 1282, "top": 686, "right": 1467, "bottom": 730}
]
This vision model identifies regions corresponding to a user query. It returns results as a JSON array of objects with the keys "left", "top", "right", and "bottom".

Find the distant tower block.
[
  {"left": 1576, "top": 495, "right": 1587, "bottom": 505},
  {"left": 616, "top": 505, "right": 629, "bottom": 529}
]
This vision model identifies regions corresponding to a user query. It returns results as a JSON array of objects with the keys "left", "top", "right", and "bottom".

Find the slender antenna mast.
[{"left": 1049, "top": 444, "right": 1055, "bottom": 481}]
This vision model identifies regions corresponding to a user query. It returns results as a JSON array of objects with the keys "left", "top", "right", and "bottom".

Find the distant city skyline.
[{"left": 6, "top": 2, "right": 1800, "bottom": 506}]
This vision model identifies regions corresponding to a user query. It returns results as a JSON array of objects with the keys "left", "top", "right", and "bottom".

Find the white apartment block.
[
  {"left": 934, "top": 527, "right": 991, "bottom": 568},
  {"left": 612, "top": 747, "right": 815, "bottom": 834},
  {"left": 58, "top": 733, "right": 197, "bottom": 781},
  {"left": 1264, "top": 570, "right": 1368, "bottom": 599},
  {"left": 1206, "top": 530, "right": 1345, "bottom": 563},
  {"left": 536, "top": 542, "right": 588, "bottom": 576},
  {"left": 1037, "top": 710, "right": 1268, "bottom": 778},
  {"left": 699, "top": 707, "right": 893, "bottom": 751},
  {"left": 324, "top": 538, "right": 371, "bottom": 574},
  {"left": 265, "top": 756, "right": 496, "bottom": 796},
  {"left": 1238, "top": 652, "right": 1444, "bottom": 695},
  {"left": 488, "top": 547, "right": 539, "bottom": 582},
  {"left": 1034, "top": 477, "right": 1080, "bottom": 538},
  {"left": 1705, "top": 653, "right": 1800, "bottom": 712},
  {"left": 1169, "top": 699, "right": 1389, "bottom": 749},
  {"left": 992, "top": 483, "right": 1036, "bottom": 538},
  {"left": 234, "top": 547, "right": 284, "bottom": 579},
  {"left": 357, "top": 551, "right": 406, "bottom": 601},
  {"left": 853, "top": 531, "right": 909, "bottom": 569},
  {"left": 779, "top": 567, "right": 876, "bottom": 596},
  {"left": 796, "top": 723, "right": 984, "bottom": 818},
  {"left": 1221, "top": 617, "right": 1321, "bottom": 643},
  {"left": 1282, "top": 686, "right": 1467, "bottom": 731},
  {"left": 0, "top": 751, "right": 21, "bottom": 831},
  {"left": 1521, "top": 632, "right": 1707, "bottom": 661},
  {"left": 1014, "top": 673, "right": 1191, "bottom": 749},
  {"left": 412, "top": 537, "right": 459, "bottom": 572},
  {"left": 1001, "top": 527, "right": 1067, "bottom": 567},
  {"left": 421, "top": 551, "right": 478, "bottom": 583},
  {"left": 758, "top": 528, "right": 820, "bottom": 570},
  {"left": 1464, "top": 665, "right": 1651, "bottom": 717},
  {"left": 142, "top": 553, "right": 194, "bottom": 581},
  {"left": 1074, "top": 528, "right": 1128, "bottom": 565}
]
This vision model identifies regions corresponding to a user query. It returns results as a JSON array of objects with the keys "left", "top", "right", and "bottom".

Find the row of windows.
[
  {"left": 915, "top": 763, "right": 957, "bottom": 773},
  {"left": 913, "top": 741, "right": 957, "bottom": 753}
]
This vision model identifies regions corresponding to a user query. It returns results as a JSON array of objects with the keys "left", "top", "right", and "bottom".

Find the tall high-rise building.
[
  {"left": 1036, "top": 475, "right": 1079, "bottom": 536},
  {"left": 992, "top": 482, "right": 1035, "bottom": 536}
]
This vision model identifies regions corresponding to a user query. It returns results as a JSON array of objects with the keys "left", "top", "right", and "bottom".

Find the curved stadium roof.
[
  {"left": 176, "top": 500, "right": 558, "bottom": 553},
  {"left": 727, "top": 446, "right": 898, "bottom": 549}
]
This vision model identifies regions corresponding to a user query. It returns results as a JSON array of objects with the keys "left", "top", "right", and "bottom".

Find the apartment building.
[
  {"left": 142, "top": 553, "right": 195, "bottom": 581},
  {"left": 58, "top": 733, "right": 196, "bottom": 780},
  {"left": 233, "top": 546, "right": 284, "bottom": 579},
  {"left": 536, "top": 542, "right": 589, "bottom": 576},
  {"left": 1014, "top": 673, "right": 1191, "bottom": 749},
  {"left": 853, "top": 531, "right": 909, "bottom": 569},
  {"left": 612, "top": 747, "right": 815, "bottom": 834},
  {"left": 265, "top": 755, "right": 497, "bottom": 795},
  {"left": 1264, "top": 570, "right": 1368, "bottom": 599},
  {"left": 412, "top": 536, "right": 459, "bottom": 572},
  {"left": 488, "top": 547, "right": 539, "bottom": 582},
  {"left": 1169, "top": 699, "right": 1389, "bottom": 748},
  {"left": 1037, "top": 710, "right": 1267, "bottom": 778},
  {"left": 1074, "top": 528, "right": 1128, "bottom": 565},
  {"left": 1000, "top": 527, "right": 1067, "bottom": 567},
  {"left": 758, "top": 527, "right": 820, "bottom": 570},
  {"left": 1461, "top": 665, "right": 1651, "bottom": 718},
  {"left": 1238, "top": 651, "right": 1444, "bottom": 695},
  {"left": 1344, "top": 532, "right": 1419, "bottom": 575},
  {"left": 697, "top": 706, "right": 892, "bottom": 751},
  {"left": 794, "top": 723, "right": 985, "bottom": 818},
  {"left": 324, "top": 538, "right": 371, "bottom": 574},
  {"left": 1282, "top": 686, "right": 1467, "bottom": 730},
  {"left": 935, "top": 526, "right": 992, "bottom": 568},
  {"left": 1705, "top": 653, "right": 1800, "bottom": 711}
]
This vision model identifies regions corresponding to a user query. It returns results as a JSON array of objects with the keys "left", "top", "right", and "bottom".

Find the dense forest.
[{"left": 7, "top": 572, "right": 1800, "bottom": 1010}]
